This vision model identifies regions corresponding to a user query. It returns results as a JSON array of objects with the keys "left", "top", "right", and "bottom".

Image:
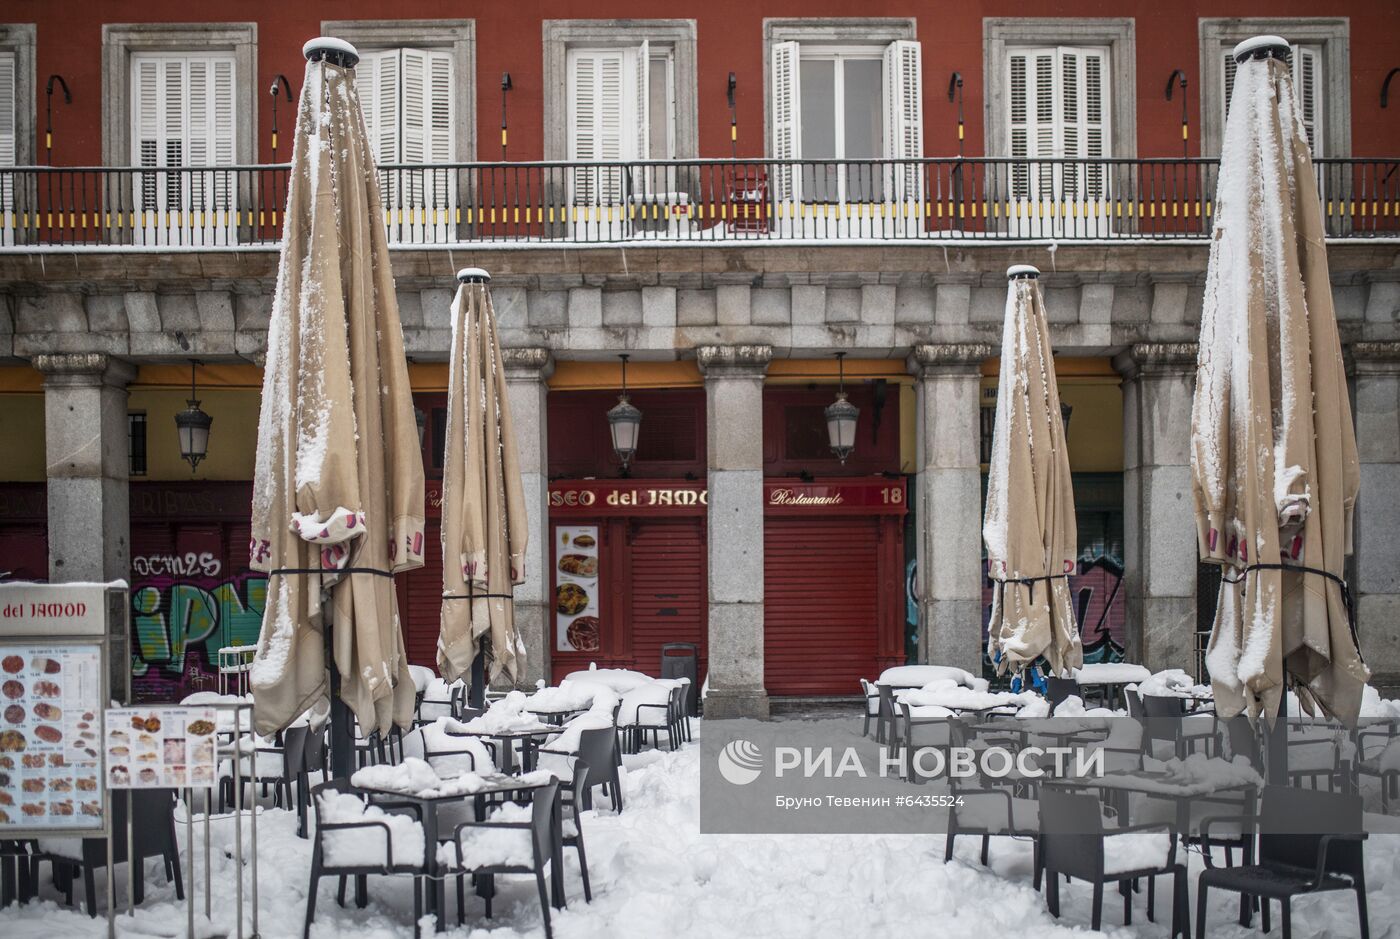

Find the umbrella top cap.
[
  {"left": 456, "top": 267, "right": 491, "bottom": 284},
  {"left": 303, "top": 37, "right": 359, "bottom": 68},
  {"left": 1233, "top": 36, "right": 1290, "bottom": 64},
  {"left": 1007, "top": 264, "right": 1041, "bottom": 280}
]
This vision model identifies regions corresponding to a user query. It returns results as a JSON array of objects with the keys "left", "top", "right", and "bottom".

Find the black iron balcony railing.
[{"left": 1, "top": 157, "right": 1396, "bottom": 249}]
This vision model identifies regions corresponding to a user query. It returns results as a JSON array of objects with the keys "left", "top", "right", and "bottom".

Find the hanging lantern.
[
  {"left": 826, "top": 351, "right": 859, "bottom": 463},
  {"left": 174, "top": 359, "right": 213, "bottom": 472},
  {"left": 608, "top": 353, "right": 643, "bottom": 472}
]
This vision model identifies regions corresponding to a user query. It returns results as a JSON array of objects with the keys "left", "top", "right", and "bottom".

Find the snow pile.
[
  {"left": 896, "top": 680, "right": 1032, "bottom": 714},
  {"left": 542, "top": 713, "right": 615, "bottom": 755},
  {"left": 405, "top": 664, "right": 436, "bottom": 694},
  {"left": 1134, "top": 668, "right": 1213, "bottom": 700},
  {"left": 1137, "top": 753, "right": 1264, "bottom": 794},
  {"left": 617, "top": 682, "right": 674, "bottom": 728},
  {"left": 564, "top": 665, "right": 656, "bottom": 694},
  {"left": 1073, "top": 662, "right": 1152, "bottom": 685},
  {"left": 457, "top": 691, "right": 551, "bottom": 734},
  {"left": 523, "top": 679, "right": 597, "bottom": 713},
  {"left": 403, "top": 718, "right": 497, "bottom": 775},
  {"left": 437, "top": 801, "right": 535, "bottom": 870},
  {"left": 317, "top": 790, "right": 425, "bottom": 868},
  {"left": 878, "top": 665, "right": 980, "bottom": 688},
  {"left": 349, "top": 757, "right": 493, "bottom": 799},
  {"left": 1102, "top": 832, "right": 1172, "bottom": 875}
]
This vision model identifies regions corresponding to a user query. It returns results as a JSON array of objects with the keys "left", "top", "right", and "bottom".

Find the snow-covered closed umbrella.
[
  {"left": 984, "top": 265, "right": 1082, "bottom": 688},
  {"left": 1192, "top": 36, "right": 1368, "bottom": 727},
  {"left": 249, "top": 38, "right": 425, "bottom": 750},
  {"left": 438, "top": 268, "right": 528, "bottom": 700}
]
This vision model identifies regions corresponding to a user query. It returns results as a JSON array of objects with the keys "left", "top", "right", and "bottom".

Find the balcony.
[{"left": 1, "top": 157, "right": 1396, "bottom": 249}]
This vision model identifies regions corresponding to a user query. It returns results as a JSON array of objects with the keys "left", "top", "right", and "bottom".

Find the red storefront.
[
  {"left": 548, "top": 479, "right": 708, "bottom": 684},
  {"left": 763, "top": 478, "right": 908, "bottom": 696}
]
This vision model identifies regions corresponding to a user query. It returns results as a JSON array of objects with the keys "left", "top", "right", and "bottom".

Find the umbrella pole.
[
  {"left": 1265, "top": 706, "right": 1289, "bottom": 786},
  {"left": 468, "top": 648, "right": 486, "bottom": 710},
  {"left": 323, "top": 593, "right": 354, "bottom": 778}
]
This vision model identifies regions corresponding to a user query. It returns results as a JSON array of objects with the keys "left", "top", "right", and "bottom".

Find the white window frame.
[
  {"left": 792, "top": 45, "right": 888, "bottom": 205},
  {"left": 1005, "top": 45, "right": 1112, "bottom": 201},
  {"left": 0, "top": 24, "right": 35, "bottom": 167},
  {"left": 102, "top": 23, "right": 257, "bottom": 168},
  {"left": 1199, "top": 18, "right": 1349, "bottom": 159},
  {"left": 983, "top": 18, "right": 1135, "bottom": 160},
  {"left": 543, "top": 19, "right": 697, "bottom": 162}
]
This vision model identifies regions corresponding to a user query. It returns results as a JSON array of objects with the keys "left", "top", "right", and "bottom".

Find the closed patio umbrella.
[
  {"left": 249, "top": 38, "right": 425, "bottom": 750},
  {"left": 1191, "top": 36, "right": 1368, "bottom": 728},
  {"left": 438, "top": 268, "right": 528, "bottom": 698},
  {"left": 984, "top": 265, "right": 1082, "bottom": 685}
]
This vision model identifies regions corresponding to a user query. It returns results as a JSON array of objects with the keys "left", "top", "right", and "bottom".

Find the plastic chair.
[
  {"left": 1040, "top": 787, "right": 1187, "bottom": 935},
  {"left": 1197, "top": 786, "right": 1368, "bottom": 939},
  {"left": 1045, "top": 676, "right": 1081, "bottom": 715},
  {"left": 858, "top": 679, "right": 880, "bottom": 736}
]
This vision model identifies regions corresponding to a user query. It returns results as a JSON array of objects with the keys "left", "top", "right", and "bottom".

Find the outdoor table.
[
  {"left": 526, "top": 706, "right": 588, "bottom": 726},
  {"left": 964, "top": 716, "right": 1112, "bottom": 750},
  {"left": 449, "top": 725, "right": 558, "bottom": 774},
  {"left": 877, "top": 665, "right": 979, "bottom": 690},
  {"left": 349, "top": 771, "right": 560, "bottom": 933},
  {"left": 1072, "top": 663, "right": 1152, "bottom": 709},
  {"left": 1044, "top": 766, "right": 1258, "bottom": 844}
]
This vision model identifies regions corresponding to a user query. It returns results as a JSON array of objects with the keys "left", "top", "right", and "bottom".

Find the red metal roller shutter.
[
  {"left": 627, "top": 518, "right": 707, "bottom": 679},
  {"left": 398, "top": 519, "right": 443, "bottom": 668},
  {"left": 764, "top": 516, "right": 881, "bottom": 696}
]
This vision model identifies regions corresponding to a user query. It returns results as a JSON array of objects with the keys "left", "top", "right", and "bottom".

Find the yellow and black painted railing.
[{"left": 0, "top": 157, "right": 1395, "bottom": 248}]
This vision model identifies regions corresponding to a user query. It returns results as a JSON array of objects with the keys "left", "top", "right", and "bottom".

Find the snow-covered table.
[
  {"left": 348, "top": 764, "right": 558, "bottom": 932},
  {"left": 877, "top": 665, "right": 980, "bottom": 689},
  {"left": 1046, "top": 756, "right": 1261, "bottom": 839},
  {"left": 1072, "top": 662, "right": 1153, "bottom": 709}
]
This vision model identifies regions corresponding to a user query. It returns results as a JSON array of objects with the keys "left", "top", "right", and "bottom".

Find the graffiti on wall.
[{"left": 129, "top": 561, "right": 266, "bottom": 702}]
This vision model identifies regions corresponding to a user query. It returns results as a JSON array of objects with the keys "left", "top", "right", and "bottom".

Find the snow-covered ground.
[{"left": 3, "top": 714, "right": 1396, "bottom": 938}]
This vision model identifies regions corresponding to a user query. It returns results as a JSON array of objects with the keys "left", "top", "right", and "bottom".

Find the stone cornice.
[
  {"left": 1349, "top": 341, "right": 1400, "bottom": 366},
  {"left": 33, "top": 352, "right": 136, "bottom": 387},
  {"left": 501, "top": 346, "right": 554, "bottom": 378},
  {"left": 906, "top": 343, "right": 994, "bottom": 378},
  {"left": 695, "top": 344, "right": 773, "bottom": 377},
  {"left": 1112, "top": 342, "right": 1199, "bottom": 379}
]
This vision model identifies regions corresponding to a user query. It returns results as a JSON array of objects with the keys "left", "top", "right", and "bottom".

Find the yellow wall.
[
  {"left": 127, "top": 388, "right": 261, "bottom": 481},
  {"left": 0, "top": 393, "right": 45, "bottom": 481},
  {"left": 979, "top": 358, "right": 1124, "bottom": 473}
]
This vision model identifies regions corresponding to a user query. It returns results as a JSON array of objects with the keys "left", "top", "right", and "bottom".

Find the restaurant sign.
[
  {"left": 548, "top": 480, "right": 708, "bottom": 517},
  {"left": 764, "top": 479, "right": 908, "bottom": 516}
]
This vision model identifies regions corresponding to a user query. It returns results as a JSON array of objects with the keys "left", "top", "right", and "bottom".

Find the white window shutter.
[
  {"left": 0, "top": 52, "right": 16, "bottom": 169},
  {"left": 568, "top": 49, "right": 627, "bottom": 203},
  {"left": 882, "top": 40, "right": 923, "bottom": 203},
  {"left": 1222, "top": 49, "right": 1237, "bottom": 131},
  {"left": 425, "top": 49, "right": 455, "bottom": 165},
  {"left": 1292, "top": 44, "right": 1321, "bottom": 156},
  {"left": 770, "top": 40, "right": 801, "bottom": 202},
  {"left": 401, "top": 47, "right": 428, "bottom": 208},
  {"left": 1008, "top": 51, "right": 1030, "bottom": 197},
  {"left": 635, "top": 39, "right": 650, "bottom": 162}
]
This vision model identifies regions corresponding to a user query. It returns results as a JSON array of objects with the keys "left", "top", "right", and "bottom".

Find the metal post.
[
  {"left": 185, "top": 788, "right": 195, "bottom": 939},
  {"left": 105, "top": 820, "right": 116, "bottom": 939},
  {"left": 469, "top": 648, "right": 487, "bottom": 710},
  {"left": 249, "top": 718, "right": 260, "bottom": 938},
  {"left": 325, "top": 596, "right": 354, "bottom": 779},
  {"left": 1266, "top": 711, "right": 1289, "bottom": 786},
  {"left": 233, "top": 723, "right": 245, "bottom": 939},
  {"left": 203, "top": 784, "right": 212, "bottom": 920},
  {"left": 126, "top": 790, "right": 134, "bottom": 917}
]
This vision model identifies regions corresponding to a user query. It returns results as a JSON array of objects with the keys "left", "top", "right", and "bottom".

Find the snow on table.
[
  {"left": 524, "top": 678, "right": 599, "bottom": 713},
  {"left": 455, "top": 690, "right": 553, "bottom": 734},
  {"left": 878, "top": 664, "right": 980, "bottom": 688},
  {"left": 895, "top": 680, "right": 1035, "bottom": 713},
  {"left": 1073, "top": 662, "right": 1153, "bottom": 685},
  {"left": 563, "top": 665, "right": 657, "bottom": 694}
]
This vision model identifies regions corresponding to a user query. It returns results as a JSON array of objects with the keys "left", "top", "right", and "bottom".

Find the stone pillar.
[
  {"left": 906, "top": 344, "right": 992, "bottom": 672},
  {"left": 34, "top": 353, "right": 137, "bottom": 583},
  {"left": 1113, "top": 343, "right": 1198, "bottom": 672},
  {"left": 697, "top": 344, "right": 771, "bottom": 719},
  {"left": 1350, "top": 342, "right": 1400, "bottom": 678},
  {"left": 502, "top": 347, "right": 554, "bottom": 688}
]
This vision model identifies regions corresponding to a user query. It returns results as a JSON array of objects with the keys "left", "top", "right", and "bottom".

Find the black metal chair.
[
  {"left": 304, "top": 779, "right": 426, "bottom": 939},
  {"left": 1196, "top": 785, "right": 1368, "bottom": 939},
  {"left": 858, "top": 679, "right": 880, "bottom": 736},
  {"left": 1045, "top": 676, "right": 1081, "bottom": 715},
  {"left": 897, "top": 701, "right": 953, "bottom": 783},
  {"left": 1141, "top": 694, "right": 1216, "bottom": 759},
  {"left": 36, "top": 788, "right": 183, "bottom": 917},
  {"left": 876, "top": 684, "right": 901, "bottom": 749},
  {"left": 1, "top": 840, "right": 38, "bottom": 907},
  {"left": 1040, "top": 787, "right": 1187, "bottom": 936},
  {"left": 576, "top": 726, "right": 624, "bottom": 813},
  {"left": 944, "top": 719, "right": 1043, "bottom": 882},
  {"left": 445, "top": 780, "right": 561, "bottom": 939},
  {"left": 558, "top": 758, "right": 593, "bottom": 902}
]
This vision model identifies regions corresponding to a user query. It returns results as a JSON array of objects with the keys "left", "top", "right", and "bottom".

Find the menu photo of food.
[
  {"left": 0, "top": 643, "right": 104, "bottom": 832},
  {"left": 555, "top": 525, "right": 601, "bottom": 653},
  {"left": 104, "top": 707, "right": 217, "bottom": 790}
]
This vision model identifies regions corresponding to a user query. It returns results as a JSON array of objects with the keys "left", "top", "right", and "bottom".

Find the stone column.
[
  {"left": 906, "top": 344, "right": 992, "bottom": 672},
  {"left": 1350, "top": 342, "right": 1400, "bottom": 678},
  {"left": 697, "top": 344, "right": 771, "bottom": 719},
  {"left": 502, "top": 347, "right": 554, "bottom": 688},
  {"left": 1112, "top": 343, "right": 1198, "bottom": 672},
  {"left": 34, "top": 353, "right": 137, "bottom": 583}
]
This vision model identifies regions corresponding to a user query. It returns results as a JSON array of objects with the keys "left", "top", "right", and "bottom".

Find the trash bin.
[{"left": 660, "top": 642, "right": 699, "bottom": 716}]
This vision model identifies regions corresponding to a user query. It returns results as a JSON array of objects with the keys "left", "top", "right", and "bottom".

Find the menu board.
[
  {"left": 0, "top": 643, "right": 105, "bottom": 830},
  {"left": 104, "top": 707, "right": 218, "bottom": 789},
  {"left": 555, "top": 525, "right": 601, "bottom": 652}
]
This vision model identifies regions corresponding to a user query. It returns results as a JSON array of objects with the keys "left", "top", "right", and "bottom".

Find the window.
[
  {"left": 1199, "top": 19, "right": 1348, "bottom": 159},
  {"left": 769, "top": 38, "right": 922, "bottom": 204},
  {"left": 1007, "top": 46, "right": 1110, "bottom": 200},
  {"left": 131, "top": 52, "right": 237, "bottom": 217},
  {"left": 1, "top": 24, "right": 36, "bottom": 246},
  {"left": 0, "top": 50, "right": 15, "bottom": 228},
  {"left": 128, "top": 412, "right": 148, "bottom": 476},
  {"left": 565, "top": 43, "right": 677, "bottom": 203},
  {"left": 543, "top": 19, "right": 697, "bottom": 166}
]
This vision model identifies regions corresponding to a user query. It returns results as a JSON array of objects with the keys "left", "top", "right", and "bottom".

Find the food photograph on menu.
[
  {"left": 103, "top": 707, "right": 217, "bottom": 790},
  {"left": 555, "top": 525, "right": 601, "bottom": 653},
  {"left": 0, "top": 645, "right": 104, "bottom": 830}
]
